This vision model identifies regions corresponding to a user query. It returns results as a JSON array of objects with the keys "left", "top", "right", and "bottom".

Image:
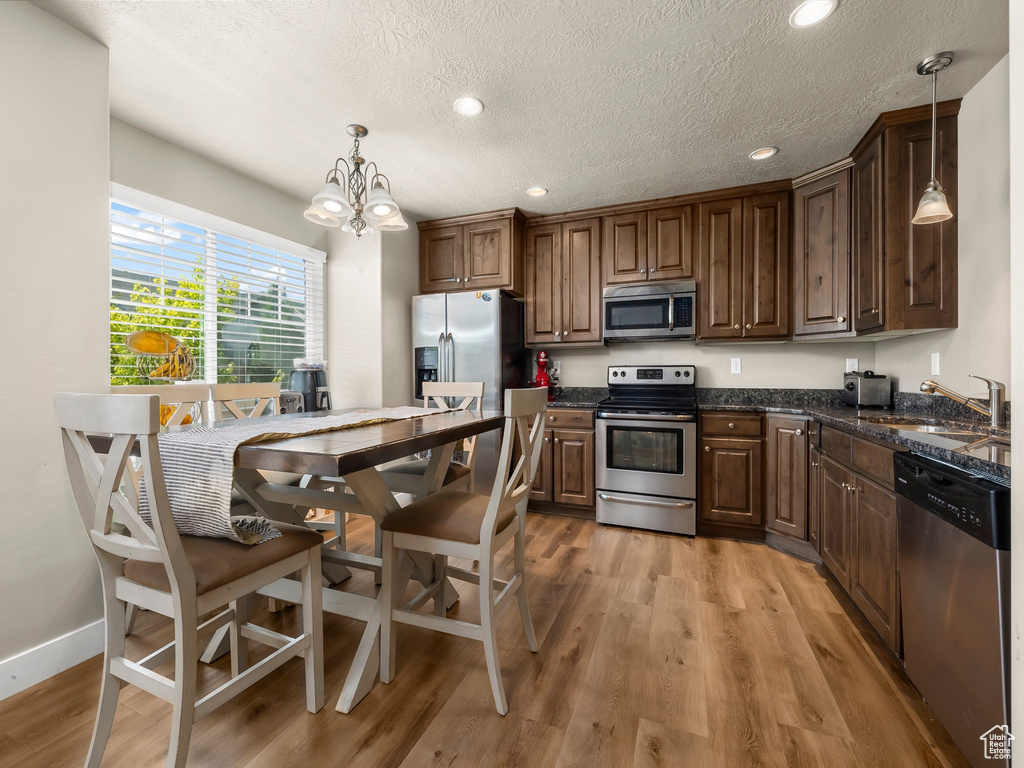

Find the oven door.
[
  {"left": 603, "top": 293, "right": 695, "bottom": 340},
  {"left": 595, "top": 414, "right": 697, "bottom": 498}
]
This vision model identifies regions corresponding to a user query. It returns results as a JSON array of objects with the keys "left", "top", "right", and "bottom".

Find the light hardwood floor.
[{"left": 0, "top": 514, "right": 968, "bottom": 768}]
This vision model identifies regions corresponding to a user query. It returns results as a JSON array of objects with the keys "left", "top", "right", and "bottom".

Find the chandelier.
[{"left": 304, "top": 124, "right": 408, "bottom": 237}]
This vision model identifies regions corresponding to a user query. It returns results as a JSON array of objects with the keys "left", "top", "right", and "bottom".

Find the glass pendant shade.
[
  {"left": 365, "top": 182, "right": 398, "bottom": 219},
  {"left": 312, "top": 181, "right": 353, "bottom": 218},
  {"left": 912, "top": 180, "right": 953, "bottom": 225},
  {"left": 375, "top": 209, "right": 409, "bottom": 231},
  {"left": 303, "top": 205, "right": 340, "bottom": 227}
]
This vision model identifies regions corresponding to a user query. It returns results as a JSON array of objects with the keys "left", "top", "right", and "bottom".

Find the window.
[{"left": 109, "top": 184, "right": 325, "bottom": 386}]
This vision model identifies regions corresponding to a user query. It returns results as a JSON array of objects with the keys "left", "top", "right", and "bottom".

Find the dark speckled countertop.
[{"left": 551, "top": 387, "right": 1011, "bottom": 483}]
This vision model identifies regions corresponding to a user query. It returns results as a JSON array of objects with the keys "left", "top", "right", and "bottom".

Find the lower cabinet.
[
  {"left": 819, "top": 455, "right": 854, "bottom": 591},
  {"left": 699, "top": 437, "right": 763, "bottom": 529},
  {"left": 530, "top": 434, "right": 554, "bottom": 502},
  {"left": 765, "top": 416, "right": 809, "bottom": 540},
  {"left": 530, "top": 409, "right": 595, "bottom": 512},
  {"left": 808, "top": 446, "right": 822, "bottom": 553}
]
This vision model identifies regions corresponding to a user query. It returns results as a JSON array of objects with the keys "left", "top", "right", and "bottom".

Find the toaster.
[
  {"left": 842, "top": 371, "right": 892, "bottom": 409},
  {"left": 279, "top": 390, "right": 305, "bottom": 414}
]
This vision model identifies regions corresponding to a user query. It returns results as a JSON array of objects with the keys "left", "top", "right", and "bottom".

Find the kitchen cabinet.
[
  {"left": 851, "top": 105, "right": 959, "bottom": 335},
  {"left": 765, "top": 416, "right": 809, "bottom": 540},
  {"left": 793, "top": 167, "right": 851, "bottom": 337},
  {"left": 603, "top": 206, "right": 696, "bottom": 284},
  {"left": 850, "top": 475, "right": 900, "bottom": 653},
  {"left": 819, "top": 455, "right": 853, "bottom": 591},
  {"left": 699, "top": 437, "right": 763, "bottom": 529},
  {"left": 530, "top": 434, "right": 554, "bottom": 502},
  {"left": 808, "top": 445, "right": 822, "bottom": 553},
  {"left": 418, "top": 209, "right": 524, "bottom": 296},
  {"left": 525, "top": 217, "right": 602, "bottom": 345},
  {"left": 553, "top": 429, "right": 595, "bottom": 507},
  {"left": 698, "top": 192, "right": 790, "bottom": 340}
]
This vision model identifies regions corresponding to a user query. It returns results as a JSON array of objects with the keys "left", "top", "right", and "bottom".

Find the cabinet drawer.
[
  {"left": 820, "top": 426, "right": 852, "bottom": 460},
  {"left": 850, "top": 435, "right": 895, "bottom": 487},
  {"left": 545, "top": 408, "right": 594, "bottom": 430},
  {"left": 701, "top": 412, "right": 763, "bottom": 438}
]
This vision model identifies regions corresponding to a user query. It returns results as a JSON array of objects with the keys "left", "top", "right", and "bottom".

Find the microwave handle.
[{"left": 668, "top": 297, "right": 674, "bottom": 332}]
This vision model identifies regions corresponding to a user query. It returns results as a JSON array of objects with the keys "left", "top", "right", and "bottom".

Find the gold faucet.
[{"left": 920, "top": 375, "right": 1006, "bottom": 428}]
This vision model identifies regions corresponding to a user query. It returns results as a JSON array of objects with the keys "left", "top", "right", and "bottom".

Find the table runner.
[{"left": 141, "top": 406, "right": 433, "bottom": 543}]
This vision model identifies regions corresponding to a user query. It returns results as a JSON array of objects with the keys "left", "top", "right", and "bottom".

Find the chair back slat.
[
  {"left": 420, "top": 382, "right": 485, "bottom": 470},
  {"left": 211, "top": 383, "right": 280, "bottom": 421},
  {"left": 112, "top": 384, "right": 210, "bottom": 426},
  {"left": 92, "top": 433, "right": 135, "bottom": 535}
]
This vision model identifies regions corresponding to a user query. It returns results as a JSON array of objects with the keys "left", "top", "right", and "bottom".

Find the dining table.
[{"left": 94, "top": 406, "right": 505, "bottom": 714}]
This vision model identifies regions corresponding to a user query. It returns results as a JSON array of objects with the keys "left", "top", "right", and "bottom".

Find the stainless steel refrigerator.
[{"left": 412, "top": 290, "right": 526, "bottom": 493}]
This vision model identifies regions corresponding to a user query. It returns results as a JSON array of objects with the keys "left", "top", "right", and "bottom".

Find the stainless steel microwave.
[{"left": 602, "top": 280, "right": 696, "bottom": 341}]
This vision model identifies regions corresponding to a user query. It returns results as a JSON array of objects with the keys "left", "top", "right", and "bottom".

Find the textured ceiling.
[{"left": 35, "top": 0, "right": 1008, "bottom": 222}]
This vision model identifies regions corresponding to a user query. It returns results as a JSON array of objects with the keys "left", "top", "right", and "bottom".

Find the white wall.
[
  {"left": 0, "top": 2, "right": 109, "bottom": 675},
  {"left": 552, "top": 341, "right": 876, "bottom": 389},
  {"left": 110, "top": 118, "right": 327, "bottom": 252},
  {"left": 380, "top": 228, "right": 419, "bottom": 407},
  {"left": 874, "top": 56, "right": 1010, "bottom": 395}
]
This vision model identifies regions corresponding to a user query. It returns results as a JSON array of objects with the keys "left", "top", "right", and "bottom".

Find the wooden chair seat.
[
  {"left": 124, "top": 523, "right": 323, "bottom": 595},
  {"left": 380, "top": 490, "right": 516, "bottom": 545}
]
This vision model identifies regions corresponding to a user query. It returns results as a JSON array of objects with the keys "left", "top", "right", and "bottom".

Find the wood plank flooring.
[{"left": 0, "top": 514, "right": 969, "bottom": 768}]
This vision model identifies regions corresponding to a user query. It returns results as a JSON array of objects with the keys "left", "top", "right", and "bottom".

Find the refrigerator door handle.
[
  {"left": 437, "top": 333, "right": 446, "bottom": 382},
  {"left": 446, "top": 332, "right": 455, "bottom": 383}
]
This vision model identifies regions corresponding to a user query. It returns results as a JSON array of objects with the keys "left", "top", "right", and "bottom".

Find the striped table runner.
[{"left": 141, "top": 406, "right": 433, "bottom": 543}]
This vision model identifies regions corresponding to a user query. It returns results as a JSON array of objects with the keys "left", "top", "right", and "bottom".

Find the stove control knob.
[
  {"left": 612, "top": 370, "right": 618, "bottom": 377},
  {"left": 674, "top": 370, "right": 681, "bottom": 378}
]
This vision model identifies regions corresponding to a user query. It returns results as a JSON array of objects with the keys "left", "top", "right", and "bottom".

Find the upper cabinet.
[
  {"left": 418, "top": 209, "right": 524, "bottom": 296},
  {"left": 851, "top": 102, "right": 959, "bottom": 335},
  {"left": 525, "top": 218, "right": 602, "bottom": 345},
  {"left": 603, "top": 206, "right": 696, "bottom": 285},
  {"left": 699, "top": 192, "right": 789, "bottom": 340},
  {"left": 793, "top": 167, "right": 851, "bottom": 337}
]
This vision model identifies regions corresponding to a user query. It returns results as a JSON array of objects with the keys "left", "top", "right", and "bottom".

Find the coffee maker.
[{"left": 289, "top": 368, "right": 332, "bottom": 412}]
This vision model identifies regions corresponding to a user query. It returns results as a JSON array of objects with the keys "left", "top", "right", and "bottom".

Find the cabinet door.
[
  {"left": 765, "top": 416, "right": 808, "bottom": 539},
  {"left": 420, "top": 226, "right": 465, "bottom": 293},
  {"left": 793, "top": 169, "right": 851, "bottom": 336},
  {"left": 819, "top": 456, "right": 852, "bottom": 590},
  {"left": 808, "top": 446, "right": 822, "bottom": 553},
  {"left": 553, "top": 429, "right": 595, "bottom": 507},
  {"left": 850, "top": 476, "right": 900, "bottom": 653},
  {"left": 602, "top": 212, "right": 648, "bottom": 285},
  {"left": 699, "top": 437, "right": 763, "bottom": 528},
  {"left": 560, "top": 218, "right": 602, "bottom": 343},
  {"left": 647, "top": 205, "right": 695, "bottom": 280},
  {"left": 742, "top": 192, "right": 790, "bottom": 337},
  {"left": 525, "top": 224, "right": 562, "bottom": 345},
  {"left": 530, "top": 435, "right": 554, "bottom": 502},
  {"left": 464, "top": 218, "right": 511, "bottom": 290},
  {"left": 853, "top": 135, "right": 885, "bottom": 331},
  {"left": 698, "top": 198, "right": 743, "bottom": 339}
]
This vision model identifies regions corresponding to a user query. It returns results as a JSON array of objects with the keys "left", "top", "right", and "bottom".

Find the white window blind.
[{"left": 109, "top": 184, "right": 325, "bottom": 386}]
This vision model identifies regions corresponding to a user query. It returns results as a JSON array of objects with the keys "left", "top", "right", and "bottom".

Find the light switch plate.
[
  {"left": 731, "top": 358, "right": 742, "bottom": 374},
  {"left": 931, "top": 352, "right": 941, "bottom": 375},
  {"left": 846, "top": 358, "right": 858, "bottom": 373}
]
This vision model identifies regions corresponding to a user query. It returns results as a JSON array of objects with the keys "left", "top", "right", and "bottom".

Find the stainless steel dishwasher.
[{"left": 895, "top": 453, "right": 1011, "bottom": 768}]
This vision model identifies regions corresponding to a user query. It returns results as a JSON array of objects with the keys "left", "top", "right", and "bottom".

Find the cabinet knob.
[
  {"left": 811, "top": 461, "right": 818, "bottom": 468},
  {"left": 872, "top": 308, "right": 879, "bottom": 314},
  {"left": 796, "top": 429, "right": 803, "bottom": 435},
  {"left": 554, "top": 437, "right": 560, "bottom": 444},
  {"left": 841, "top": 482, "right": 848, "bottom": 490},
  {"left": 564, "top": 330, "right": 569, "bottom": 336},
  {"left": 650, "top": 267, "right": 656, "bottom": 273},
  {"left": 465, "top": 275, "right": 469, "bottom": 281},
  {"left": 544, "top": 437, "right": 550, "bottom": 442},
  {"left": 639, "top": 267, "right": 646, "bottom": 274},
  {"left": 554, "top": 331, "right": 560, "bottom": 337},
  {"left": 705, "top": 445, "right": 710, "bottom": 452},
  {"left": 455, "top": 277, "right": 462, "bottom": 282},
  {"left": 728, "top": 422, "right": 735, "bottom": 429},
  {"left": 745, "top": 323, "right": 752, "bottom": 329},
  {"left": 837, "top": 315, "right": 846, "bottom": 323},
  {"left": 733, "top": 324, "right": 740, "bottom": 330},
  {"left": 548, "top": 415, "right": 554, "bottom": 421}
]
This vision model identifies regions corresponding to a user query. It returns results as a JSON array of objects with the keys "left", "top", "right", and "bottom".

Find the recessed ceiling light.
[
  {"left": 453, "top": 96, "right": 484, "bottom": 116},
  {"left": 789, "top": 0, "right": 838, "bottom": 28},
  {"left": 527, "top": 187, "right": 548, "bottom": 197},
  {"left": 749, "top": 147, "right": 778, "bottom": 161}
]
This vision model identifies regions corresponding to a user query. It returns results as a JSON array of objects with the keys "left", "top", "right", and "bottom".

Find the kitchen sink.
[{"left": 877, "top": 424, "right": 980, "bottom": 435}]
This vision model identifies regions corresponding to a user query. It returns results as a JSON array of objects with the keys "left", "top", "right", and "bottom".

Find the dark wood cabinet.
[
  {"left": 603, "top": 212, "right": 648, "bottom": 285},
  {"left": 699, "top": 437, "right": 763, "bottom": 529},
  {"left": 526, "top": 218, "right": 602, "bottom": 345},
  {"left": 793, "top": 168, "right": 851, "bottom": 337},
  {"left": 418, "top": 210, "right": 524, "bottom": 296},
  {"left": 819, "top": 455, "right": 853, "bottom": 591},
  {"left": 765, "top": 416, "right": 808, "bottom": 539},
  {"left": 851, "top": 104, "right": 960, "bottom": 335},
  {"left": 647, "top": 205, "right": 696, "bottom": 280},
  {"left": 850, "top": 476, "right": 900, "bottom": 653},
  {"left": 808, "top": 445, "right": 822, "bottom": 553},
  {"left": 699, "top": 193, "right": 790, "bottom": 340},
  {"left": 530, "top": 434, "right": 554, "bottom": 502},
  {"left": 698, "top": 197, "right": 743, "bottom": 339},
  {"left": 553, "top": 429, "right": 595, "bottom": 507}
]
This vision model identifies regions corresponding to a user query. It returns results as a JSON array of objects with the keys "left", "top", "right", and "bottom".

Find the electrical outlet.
[
  {"left": 931, "top": 352, "right": 941, "bottom": 376},
  {"left": 731, "top": 357, "right": 742, "bottom": 374},
  {"left": 846, "top": 358, "right": 858, "bottom": 373},
  {"left": 551, "top": 359, "right": 561, "bottom": 381}
]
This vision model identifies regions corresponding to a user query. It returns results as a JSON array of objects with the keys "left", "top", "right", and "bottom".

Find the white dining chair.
[
  {"left": 378, "top": 387, "right": 546, "bottom": 715},
  {"left": 210, "top": 382, "right": 281, "bottom": 421},
  {"left": 56, "top": 392, "right": 324, "bottom": 768}
]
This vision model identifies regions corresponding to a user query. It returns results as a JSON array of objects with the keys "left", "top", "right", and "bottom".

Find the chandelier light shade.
[
  {"left": 912, "top": 52, "right": 954, "bottom": 226},
  {"left": 305, "top": 124, "right": 403, "bottom": 237}
]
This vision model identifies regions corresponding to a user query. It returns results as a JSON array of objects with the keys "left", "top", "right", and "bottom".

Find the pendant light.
[{"left": 912, "top": 51, "right": 954, "bottom": 225}]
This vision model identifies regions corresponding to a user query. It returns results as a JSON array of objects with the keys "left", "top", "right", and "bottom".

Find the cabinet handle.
[
  {"left": 705, "top": 445, "right": 710, "bottom": 452},
  {"left": 455, "top": 277, "right": 462, "bottom": 282},
  {"left": 733, "top": 324, "right": 740, "bottom": 330},
  {"left": 746, "top": 323, "right": 752, "bottom": 329},
  {"left": 548, "top": 415, "right": 555, "bottom": 421},
  {"left": 650, "top": 267, "right": 656, "bottom": 273},
  {"left": 796, "top": 429, "right": 803, "bottom": 436},
  {"left": 728, "top": 422, "right": 735, "bottom": 429},
  {"left": 872, "top": 308, "right": 879, "bottom": 314},
  {"left": 837, "top": 315, "right": 846, "bottom": 323},
  {"left": 640, "top": 267, "right": 646, "bottom": 274},
  {"left": 554, "top": 437, "right": 560, "bottom": 444},
  {"left": 554, "top": 331, "right": 561, "bottom": 337},
  {"left": 544, "top": 437, "right": 550, "bottom": 442}
]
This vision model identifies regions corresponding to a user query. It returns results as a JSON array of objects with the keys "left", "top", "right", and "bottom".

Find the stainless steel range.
[{"left": 595, "top": 365, "right": 697, "bottom": 535}]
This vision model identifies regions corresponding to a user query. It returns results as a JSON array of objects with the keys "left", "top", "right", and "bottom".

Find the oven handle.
[
  {"left": 599, "top": 493, "right": 694, "bottom": 510},
  {"left": 597, "top": 411, "right": 695, "bottom": 422}
]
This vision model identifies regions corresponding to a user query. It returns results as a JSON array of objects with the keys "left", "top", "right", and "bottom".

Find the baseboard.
[{"left": 0, "top": 619, "right": 104, "bottom": 700}]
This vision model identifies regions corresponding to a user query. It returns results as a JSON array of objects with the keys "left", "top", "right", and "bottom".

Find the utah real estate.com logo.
[{"left": 980, "top": 725, "right": 1013, "bottom": 760}]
